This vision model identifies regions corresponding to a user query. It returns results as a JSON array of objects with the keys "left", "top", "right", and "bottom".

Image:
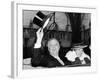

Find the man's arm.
[
  {"left": 31, "top": 28, "right": 44, "bottom": 67},
  {"left": 31, "top": 48, "right": 42, "bottom": 67}
]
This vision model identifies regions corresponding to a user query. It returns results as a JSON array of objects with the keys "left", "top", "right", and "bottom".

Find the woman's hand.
[{"left": 34, "top": 28, "right": 44, "bottom": 48}]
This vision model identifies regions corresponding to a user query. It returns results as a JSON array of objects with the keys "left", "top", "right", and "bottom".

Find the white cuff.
[{"left": 34, "top": 43, "right": 41, "bottom": 48}]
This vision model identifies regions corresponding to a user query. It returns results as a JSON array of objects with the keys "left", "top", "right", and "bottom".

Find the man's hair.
[{"left": 47, "top": 38, "right": 60, "bottom": 48}]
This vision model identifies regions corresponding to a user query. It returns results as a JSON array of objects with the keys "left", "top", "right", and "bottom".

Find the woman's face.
[
  {"left": 75, "top": 48, "right": 83, "bottom": 57},
  {"left": 47, "top": 39, "right": 60, "bottom": 56}
]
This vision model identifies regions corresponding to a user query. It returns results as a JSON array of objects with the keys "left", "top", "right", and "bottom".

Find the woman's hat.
[{"left": 71, "top": 42, "right": 87, "bottom": 49}]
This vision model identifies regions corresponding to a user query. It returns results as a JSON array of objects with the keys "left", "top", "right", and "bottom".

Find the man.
[{"left": 31, "top": 28, "right": 71, "bottom": 67}]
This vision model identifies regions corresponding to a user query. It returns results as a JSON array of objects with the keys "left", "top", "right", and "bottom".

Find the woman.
[
  {"left": 66, "top": 46, "right": 91, "bottom": 65},
  {"left": 31, "top": 28, "right": 71, "bottom": 67}
]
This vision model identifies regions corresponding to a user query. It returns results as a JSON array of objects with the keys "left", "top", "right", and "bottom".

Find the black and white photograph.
[
  {"left": 11, "top": 2, "right": 97, "bottom": 78},
  {"left": 23, "top": 10, "right": 91, "bottom": 69}
]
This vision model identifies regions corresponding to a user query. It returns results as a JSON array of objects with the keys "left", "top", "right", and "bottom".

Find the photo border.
[{"left": 11, "top": 1, "right": 97, "bottom": 78}]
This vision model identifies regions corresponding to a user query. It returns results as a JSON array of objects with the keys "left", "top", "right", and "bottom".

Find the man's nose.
[{"left": 51, "top": 47, "right": 56, "bottom": 49}]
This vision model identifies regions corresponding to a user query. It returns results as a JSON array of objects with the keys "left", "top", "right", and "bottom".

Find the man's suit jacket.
[
  {"left": 31, "top": 47, "right": 91, "bottom": 68},
  {"left": 31, "top": 47, "right": 72, "bottom": 67}
]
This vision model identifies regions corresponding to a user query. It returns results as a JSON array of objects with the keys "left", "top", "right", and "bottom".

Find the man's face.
[{"left": 48, "top": 39, "right": 60, "bottom": 56}]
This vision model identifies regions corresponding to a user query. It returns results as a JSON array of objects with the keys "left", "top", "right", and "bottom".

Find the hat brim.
[{"left": 71, "top": 45, "right": 88, "bottom": 49}]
